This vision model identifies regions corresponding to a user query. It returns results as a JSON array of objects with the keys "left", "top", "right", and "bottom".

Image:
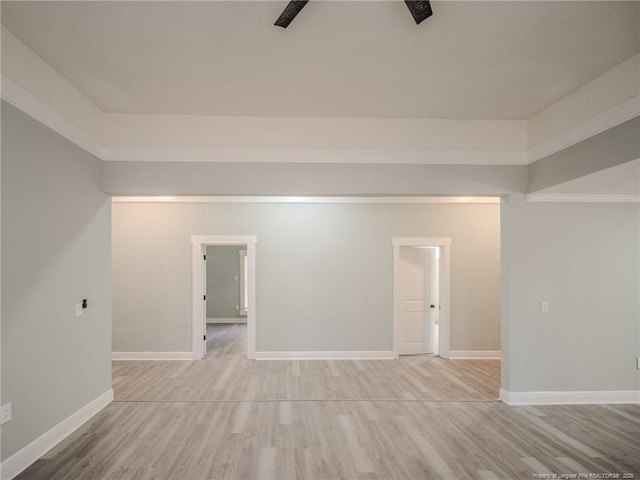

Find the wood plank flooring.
[
  {"left": 206, "top": 324, "right": 246, "bottom": 359},
  {"left": 17, "top": 401, "right": 640, "bottom": 479},
  {"left": 113, "top": 325, "right": 501, "bottom": 402},
  {"left": 17, "top": 324, "right": 640, "bottom": 479}
]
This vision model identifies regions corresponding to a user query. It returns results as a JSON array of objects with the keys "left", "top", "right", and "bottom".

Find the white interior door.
[{"left": 399, "top": 247, "right": 436, "bottom": 355}]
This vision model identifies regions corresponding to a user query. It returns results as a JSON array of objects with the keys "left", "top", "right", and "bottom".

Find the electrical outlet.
[
  {"left": 540, "top": 301, "right": 549, "bottom": 313},
  {"left": 1, "top": 403, "right": 12, "bottom": 425},
  {"left": 75, "top": 302, "right": 83, "bottom": 316}
]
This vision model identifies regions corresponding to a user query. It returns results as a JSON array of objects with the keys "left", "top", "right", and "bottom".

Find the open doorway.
[
  {"left": 204, "top": 246, "right": 248, "bottom": 358},
  {"left": 191, "top": 235, "right": 257, "bottom": 360},
  {"left": 393, "top": 237, "right": 451, "bottom": 359}
]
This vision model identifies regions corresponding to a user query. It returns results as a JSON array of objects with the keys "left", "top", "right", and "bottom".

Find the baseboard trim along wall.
[
  {"left": 111, "top": 352, "right": 193, "bottom": 360},
  {"left": 449, "top": 350, "right": 501, "bottom": 359},
  {"left": 206, "top": 318, "right": 247, "bottom": 324},
  {"left": 0, "top": 389, "right": 113, "bottom": 480},
  {"left": 500, "top": 388, "right": 640, "bottom": 406},
  {"left": 254, "top": 351, "right": 395, "bottom": 360}
]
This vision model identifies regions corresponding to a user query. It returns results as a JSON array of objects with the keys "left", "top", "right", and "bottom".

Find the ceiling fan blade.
[
  {"left": 274, "top": 0, "right": 310, "bottom": 28},
  {"left": 404, "top": 0, "right": 433, "bottom": 25}
]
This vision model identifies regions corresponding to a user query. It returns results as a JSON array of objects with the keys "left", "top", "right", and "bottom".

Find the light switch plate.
[
  {"left": 1, "top": 403, "right": 12, "bottom": 424},
  {"left": 541, "top": 301, "right": 549, "bottom": 313},
  {"left": 75, "top": 303, "right": 83, "bottom": 316}
]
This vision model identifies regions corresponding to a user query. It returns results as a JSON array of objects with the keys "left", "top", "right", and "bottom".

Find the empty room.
[{"left": 1, "top": 1, "right": 639, "bottom": 479}]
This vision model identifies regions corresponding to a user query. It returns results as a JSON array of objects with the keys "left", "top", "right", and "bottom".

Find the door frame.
[
  {"left": 191, "top": 235, "right": 257, "bottom": 360},
  {"left": 392, "top": 237, "right": 451, "bottom": 359}
]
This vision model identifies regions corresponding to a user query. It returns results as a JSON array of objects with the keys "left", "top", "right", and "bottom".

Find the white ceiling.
[{"left": 1, "top": 1, "right": 639, "bottom": 119}]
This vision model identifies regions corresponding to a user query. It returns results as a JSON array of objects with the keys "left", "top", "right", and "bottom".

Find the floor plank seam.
[{"left": 112, "top": 398, "right": 501, "bottom": 404}]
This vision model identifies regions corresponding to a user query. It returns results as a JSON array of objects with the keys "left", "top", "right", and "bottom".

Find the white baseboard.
[
  {"left": 206, "top": 318, "right": 247, "bottom": 324},
  {"left": 500, "top": 388, "right": 640, "bottom": 406},
  {"left": 449, "top": 350, "right": 501, "bottom": 359},
  {"left": 111, "top": 351, "right": 192, "bottom": 360},
  {"left": 0, "top": 389, "right": 113, "bottom": 480},
  {"left": 254, "top": 351, "right": 394, "bottom": 360}
]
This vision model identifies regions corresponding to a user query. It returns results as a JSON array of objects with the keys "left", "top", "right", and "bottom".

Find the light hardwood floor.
[
  {"left": 206, "top": 323, "right": 247, "bottom": 359},
  {"left": 17, "top": 324, "right": 640, "bottom": 479},
  {"left": 113, "top": 324, "right": 501, "bottom": 402}
]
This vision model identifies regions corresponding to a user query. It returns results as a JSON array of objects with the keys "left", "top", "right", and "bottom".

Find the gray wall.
[
  {"left": 103, "top": 162, "right": 527, "bottom": 196},
  {"left": 1, "top": 102, "right": 112, "bottom": 461},
  {"left": 112, "top": 202, "right": 501, "bottom": 353},
  {"left": 206, "top": 246, "right": 243, "bottom": 320},
  {"left": 501, "top": 194, "right": 639, "bottom": 392},
  {"left": 528, "top": 116, "right": 640, "bottom": 193}
]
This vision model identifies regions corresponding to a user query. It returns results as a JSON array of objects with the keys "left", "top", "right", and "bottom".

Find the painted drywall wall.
[
  {"left": 112, "top": 201, "right": 500, "bottom": 353},
  {"left": 206, "top": 246, "right": 243, "bottom": 320},
  {"left": 101, "top": 114, "right": 526, "bottom": 164},
  {"left": 501, "top": 194, "right": 639, "bottom": 392},
  {"left": 1, "top": 102, "right": 111, "bottom": 461},
  {"left": 528, "top": 117, "right": 640, "bottom": 193},
  {"left": 103, "top": 162, "right": 527, "bottom": 196},
  {"left": 103, "top": 114, "right": 526, "bottom": 150}
]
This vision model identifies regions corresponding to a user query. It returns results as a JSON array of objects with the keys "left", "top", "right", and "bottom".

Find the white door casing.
[{"left": 429, "top": 247, "right": 440, "bottom": 356}]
